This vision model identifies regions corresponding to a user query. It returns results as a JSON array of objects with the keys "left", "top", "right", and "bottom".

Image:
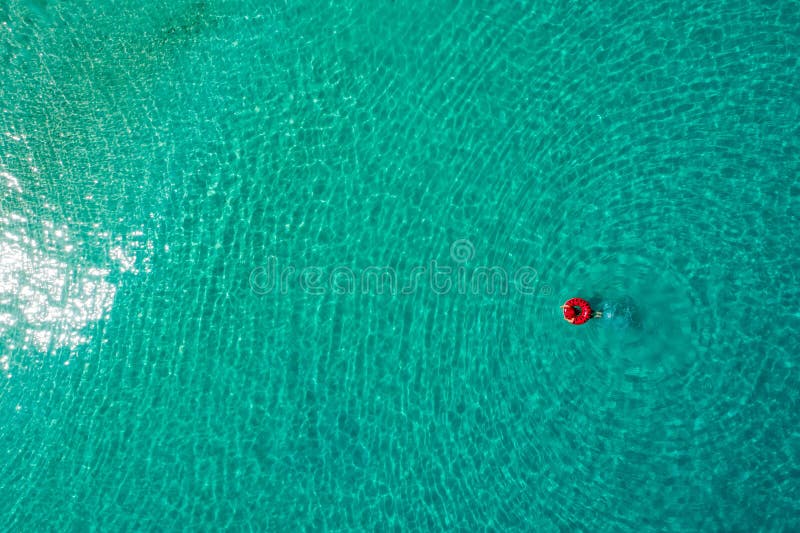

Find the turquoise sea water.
[{"left": 1, "top": 0, "right": 799, "bottom": 530}]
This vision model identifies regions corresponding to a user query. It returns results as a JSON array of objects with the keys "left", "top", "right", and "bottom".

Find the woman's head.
[{"left": 562, "top": 305, "right": 576, "bottom": 319}]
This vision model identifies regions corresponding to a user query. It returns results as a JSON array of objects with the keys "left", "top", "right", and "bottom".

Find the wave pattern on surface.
[{"left": 0, "top": 0, "right": 799, "bottom": 531}]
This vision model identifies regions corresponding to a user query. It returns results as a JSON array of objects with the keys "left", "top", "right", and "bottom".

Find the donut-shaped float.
[{"left": 562, "top": 297, "right": 592, "bottom": 325}]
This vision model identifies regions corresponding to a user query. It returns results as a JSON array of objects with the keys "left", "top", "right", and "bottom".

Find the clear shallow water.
[{"left": 1, "top": 0, "right": 799, "bottom": 530}]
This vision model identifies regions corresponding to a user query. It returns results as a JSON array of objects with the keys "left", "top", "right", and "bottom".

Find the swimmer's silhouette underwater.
[{"left": 562, "top": 295, "right": 642, "bottom": 329}]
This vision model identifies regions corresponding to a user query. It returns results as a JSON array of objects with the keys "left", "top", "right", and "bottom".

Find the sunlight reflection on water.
[{"left": 0, "top": 168, "right": 141, "bottom": 363}]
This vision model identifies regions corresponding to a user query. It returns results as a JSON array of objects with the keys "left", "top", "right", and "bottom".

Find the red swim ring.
[{"left": 563, "top": 297, "right": 592, "bottom": 325}]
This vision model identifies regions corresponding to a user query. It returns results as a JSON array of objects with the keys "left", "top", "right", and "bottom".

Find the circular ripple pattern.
[{"left": 1, "top": 0, "right": 799, "bottom": 531}]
